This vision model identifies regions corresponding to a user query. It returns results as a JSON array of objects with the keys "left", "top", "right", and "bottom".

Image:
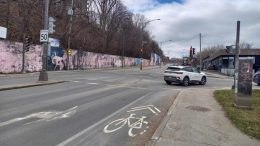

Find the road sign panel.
[
  {"left": 40, "top": 30, "right": 49, "bottom": 42},
  {"left": 68, "top": 49, "right": 72, "bottom": 55}
]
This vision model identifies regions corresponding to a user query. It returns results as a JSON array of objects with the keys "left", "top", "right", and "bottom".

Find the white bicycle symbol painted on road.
[
  {"left": 103, "top": 113, "right": 149, "bottom": 137},
  {"left": 103, "top": 105, "right": 161, "bottom": 137}
]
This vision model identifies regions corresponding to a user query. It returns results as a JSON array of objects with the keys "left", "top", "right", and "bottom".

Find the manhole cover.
[{"left": 186, "top": 106, "right": 211, "bottom": 112}]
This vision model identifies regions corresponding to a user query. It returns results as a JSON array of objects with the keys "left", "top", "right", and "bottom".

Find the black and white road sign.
[{"left": 40, "top": 30, "right": 49, "bottom": 42}]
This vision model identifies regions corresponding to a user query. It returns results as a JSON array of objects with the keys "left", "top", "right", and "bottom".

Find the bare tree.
[{"left": 0, "top": 0, "right": 167, "bottom": 60}]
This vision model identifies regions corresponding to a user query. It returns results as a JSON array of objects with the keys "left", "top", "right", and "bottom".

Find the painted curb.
[
  {"left": 0, "top": 81, "right": 67, "bottom": 91},
  {"left": 148, "top": 90, "right": 181, "bottom": 146}
]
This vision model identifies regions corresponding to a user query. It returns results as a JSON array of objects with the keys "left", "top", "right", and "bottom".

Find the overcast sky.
[{"left": 122, "top": 0, "right": 260, "bottom": 58}]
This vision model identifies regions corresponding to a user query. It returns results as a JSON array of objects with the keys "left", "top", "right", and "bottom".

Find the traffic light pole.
[
  {"left": 22, "top": 33, "right": 26, "bottom": 73},
  {"left": 199, "top": 33, "right": 202, "bottom": 72},
  {"left": 67, "top": 0, "right": 74, "bottom": 70},
  {"left": 39, "top": 0, "right": 49, "bottom": 81}
]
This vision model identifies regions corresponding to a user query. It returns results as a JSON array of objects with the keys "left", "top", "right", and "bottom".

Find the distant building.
[
  {"left": 170, "top": 58, "right": 183, "bottom": 65},
  {"left": 203, "top": 49, "right": 260, "bottom": 76}
]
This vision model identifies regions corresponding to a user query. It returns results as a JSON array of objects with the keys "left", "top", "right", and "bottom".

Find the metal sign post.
[{"left": 39, "top": 0, "right": 49, "bottom": 81}]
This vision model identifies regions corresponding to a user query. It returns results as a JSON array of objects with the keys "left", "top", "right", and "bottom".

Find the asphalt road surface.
[{"left": 0, "top": 67, "right": 234, "bottom": 146}]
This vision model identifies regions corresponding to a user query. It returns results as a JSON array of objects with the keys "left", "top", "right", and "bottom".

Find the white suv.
[{"left": 164, "top": 66, "right": 207, "bottom": 86}]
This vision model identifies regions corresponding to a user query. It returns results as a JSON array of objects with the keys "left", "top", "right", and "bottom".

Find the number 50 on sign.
[{"left": 40, "top": 30, "right": 49, "bottom": 42}]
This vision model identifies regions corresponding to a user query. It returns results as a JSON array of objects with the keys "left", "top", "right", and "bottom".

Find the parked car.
[
  {"left": 253, "top": 71, "right": 260, "bottom": 85},
  {"left": 164, "top": 66, "right": 207, "bottom": 86}
]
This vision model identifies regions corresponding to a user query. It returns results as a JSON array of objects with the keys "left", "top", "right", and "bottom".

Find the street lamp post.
[
  {"left": 140, "top": 18, "right": 160, "bottom": 70},
  {"left": 67, "top": 0, "right": 74, "bottom": 70},
  {"left": 121, "top": 17, "right": 131, "bottom": 68},
  {"left": 39, "top": 0, "right": 49, "bottom": 81},
  {"left": 160, "top": 40, "right": 172, "bottom": 48},
  {"left": 160, "top": 40, "right": 172, "bottom": 67}
]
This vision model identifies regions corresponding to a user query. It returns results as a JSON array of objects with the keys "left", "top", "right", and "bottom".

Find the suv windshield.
[{"left": 167, "top": 67, "right": 181, "bottom": 71}]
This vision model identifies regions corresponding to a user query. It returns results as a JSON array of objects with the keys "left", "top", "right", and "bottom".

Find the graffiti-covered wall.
[
  {"left": 150, "top": 53, "right": 161, "bottom": 66},
  {"left": 0, "top": 40, "right": 42, "bottom": 73},
  {"left": 48, "top": 48, "right": 149, "bottom": 70},
  {"left": 0, "top": 40, "right": 158, "bottom": 73}
]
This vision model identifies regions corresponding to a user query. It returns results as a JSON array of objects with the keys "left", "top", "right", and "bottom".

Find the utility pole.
[
  {"left": 67, "top": 0, "right": 74, "bottom": 70},
  {"left": 121, "top": 18, "right": 129, "bottom": 68},
  {"left": 122, "top": 28, "right": 125, "bottom": 68},
  {"left": 234, "top": 21, "right": 240, "bottom": 94},
  {"left": 140, "top": 30, "right": 144, "bottom": 70},
  {"left": 39, "top": 0, "right": 49, "bottom": 81},
  {"left": 199, "top": 33, "right": 202, "bottom": 72}
]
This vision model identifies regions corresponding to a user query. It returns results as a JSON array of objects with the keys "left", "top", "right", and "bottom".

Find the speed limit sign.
[{"left": 40, "top": 30, "right": 49, "bottom": 42}]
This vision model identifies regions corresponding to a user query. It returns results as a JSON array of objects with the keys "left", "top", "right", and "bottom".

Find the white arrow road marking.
[
  {"left": 127, "top": 105, "right": 161, "bottom": 115},
  {"left": 0, "top": 106, "right": 77, "bottom": 127},
  {"left": 88, "top": 83, "right": 98, "bottom": 85}
]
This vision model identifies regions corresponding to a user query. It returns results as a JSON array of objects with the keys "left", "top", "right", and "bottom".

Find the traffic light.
[
  {"left": 48, "top": 17, "right": 56, "bottom": 34},
  {"left": 189, "top": 46, "right": 192, "bottom": 58},
  {"left": 226, "top": 45, "right": 232, "bottom": 54},
  {"left": 67, "top": 49, "right": 72, "bottom": 55},
  {"left": 193, "top": 48, "right": 195, "bottom": 55}
]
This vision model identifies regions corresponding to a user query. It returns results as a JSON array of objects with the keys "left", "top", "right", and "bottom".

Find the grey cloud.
[{"left": 123, "top": 0, "right": 260, "bottom": 58}]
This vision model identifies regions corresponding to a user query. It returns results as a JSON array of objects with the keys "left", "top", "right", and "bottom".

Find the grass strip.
[{"left": 214, "top": 90, "right": 260, "bottom": 140}]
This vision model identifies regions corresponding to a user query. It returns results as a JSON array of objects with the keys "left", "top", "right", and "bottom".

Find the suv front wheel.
[
  {"left": 183, "top": 77, "right": 189, "bottom": 87},
  {"left": 166, "top": 81, "right": 172, "bottom": 85},
  {"left": 200, "top": 76, "right": 206, "bottom": 85}
]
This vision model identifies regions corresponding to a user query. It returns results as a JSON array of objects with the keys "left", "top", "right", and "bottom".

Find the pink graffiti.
[
  {"left": 1, "top": 40, "right": 160, "bottom": 73},
  {"left": 52, "top": 56, "right": 64, "bottom": 70}
]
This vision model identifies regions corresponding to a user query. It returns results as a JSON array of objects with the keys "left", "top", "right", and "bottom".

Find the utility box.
[{"left": 236, "top": 59, "right": 253, "bottom": 108}]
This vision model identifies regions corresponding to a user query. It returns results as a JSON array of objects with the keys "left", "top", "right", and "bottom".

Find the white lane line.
[
  {"left": 87, "top": 77, "right": 108, "bottom": 81},
  {"left": 127, "top": 105, "right": 161, "bottom": 115},
  {"left": 153, "top": 106, "right": 161, "bottom": 113},
  {"left": 56, "top": 92, "right": 154, "bottom": 146},
  {"left": 87, "top": 83, "right": 98, "bottom": 85},
  {"left": 0, "top": 106, "right": 78, "bottom": 127}
]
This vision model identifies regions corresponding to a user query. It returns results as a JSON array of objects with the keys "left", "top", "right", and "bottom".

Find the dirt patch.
[{"left": 186, "top": 105, "right": 211, "bottom": 112}]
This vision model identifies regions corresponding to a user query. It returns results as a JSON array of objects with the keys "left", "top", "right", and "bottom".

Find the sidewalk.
[
  {"left": 0, "top": 80, "right": 67, "bottom": 91},
  {"left": 151, "top": 89, "right": 260, "bottom": 146}
]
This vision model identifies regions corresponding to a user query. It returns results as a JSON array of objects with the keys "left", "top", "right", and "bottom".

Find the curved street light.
[
  {"left": 140, "top": 18, "right": 160, "bottom": 70},
  {"left": 160, "top": 39, "right": 172, "bottom": 48},
  {"left": 146, "top": 19, "right": 161, "bottom": 25},
  {"left": 159, "top": 40, "right": 172, "bottom": 67}
]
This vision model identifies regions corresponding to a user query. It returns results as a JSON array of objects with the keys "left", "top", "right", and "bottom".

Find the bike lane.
[{"left": 57, "top": 89, "right": 179, "bottom": 146}]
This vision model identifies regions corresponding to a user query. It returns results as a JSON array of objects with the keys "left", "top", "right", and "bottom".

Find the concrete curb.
[
  {"left": 206, "top": 74, "right": 233, "bottom": 79},
  {"left": 0, "top": 80, "right": 67, "bottom": 91},
  {"left": 148, "top": 90, "right": 182, "bottom": 146},
  {"left": 204, "top": 71, "right": 233, "bottom": 79},
  {"left": 206, "top": 75, "right": 227, "bottom": 79},
  {"left": 0, "top": 72, "right": 38, "bottom": 78}
]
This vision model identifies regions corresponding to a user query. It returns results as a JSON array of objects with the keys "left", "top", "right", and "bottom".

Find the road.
[{"left": 0, "top": 67, "right": 234, "bottom": 146}]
